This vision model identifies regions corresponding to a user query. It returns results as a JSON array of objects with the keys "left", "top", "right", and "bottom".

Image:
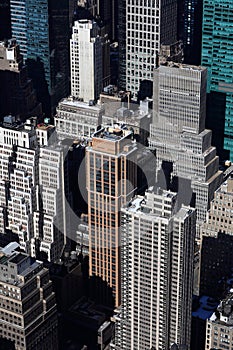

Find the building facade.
[
  {"left": 10, "top": 0, "right": 70, "bottom": 113},
  {"left": 205, "top": 293, "right": 233, "bottom": 350},
  {"left": 200, "top": 175, "right": 233, "bottom": 298},
  {"left": 0, "top": 242, "right": 58, "bottom": 349},
  {"left": 55, "top": 96, "right": 104, "bottom": 141},
  {"left": 86, "top": 125, "right": 137, "bottom": 306},
  {"left": 33, "top": 144, "right": 69, "bottom": 262},
  {"left": 122, "top": 0, "right": 177, "bottom": 98},
  {"left": 70, "top": 20, "right": 103, "bottom": 102},
  {"left": 0, "top": 39, "right": 42, "bottom": 120},
  {"left": 113, "top": 188, "right": 196, "bottom": 349},
  {"left": 149, "top": 62, "right": 222, "bottom": 238},
  {"left": 0, "top": 117, "right": 69, "bottom": 262},
  {"left": 201, "top": 0, "right": 233, "bottom": 160}
]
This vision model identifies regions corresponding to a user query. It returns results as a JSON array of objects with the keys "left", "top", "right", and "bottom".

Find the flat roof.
[{"left": 59, "top": 98, "right": 103, "bottom": 112}]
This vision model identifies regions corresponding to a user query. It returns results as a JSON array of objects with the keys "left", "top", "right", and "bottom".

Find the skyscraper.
[
  {"left": 122, "top": 0, "right": 177, "bottom": 98},
  {"left": 0, "top": 242, "right": 58, "bottom": 349},
  {"left": 0, "top": 0, "right": 11, "bottom": 40},
  {"left": 201, "top": 0, "right": 233, "bottom": 160},
  {"left": 178, "top": 0, "right": 203, "bottom": 65},
  {"left": 149, "top": 62, "right": 222, "bottom": 238},
  {"left": 70, "top": 20, "right": 103, "bottom": 102},
  {"left": 0, "top": 39, "right": 42, "bottom": 120},
  {"left": 113, "top": 188, "right": 196, "bottom": 349},
  {"left": 86, "top": 125, "right": 137, "bottom": 306},
  {"left": 10, "top": 0, "right": 70, "bottom": 113}
]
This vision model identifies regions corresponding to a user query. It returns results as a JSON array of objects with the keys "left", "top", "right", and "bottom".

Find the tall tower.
[
  {"left": 113, "top": 188, "right": 196, "bottom": 349},
  {"left": 149, "top": 62, "right": 222, "bottom": 238},
  {"left": 70, "top": 20, "right": 103, "bottom": 102},
  {"left": 86, "top": 125, "right": 137, "bottom": 306},
  {"left": 10, "top": 0, "right": 70, "bottom": 114},
  {"left": 0, "top": 39, "right": 42, "bottom": 120},
  {"left": 201, "top": 0, "right": 233, "bottom": 161},
  {"left": 0, "top": 0, "right": 11, "bottom": 40},
  {"left": 122, "top": 0, "right": 177, "bottom": 99},
  {"left": 178, "top": 0, "right": 203, "bottom": 65}
]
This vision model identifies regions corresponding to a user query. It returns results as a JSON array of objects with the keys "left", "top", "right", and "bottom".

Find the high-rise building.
[
  {"left": 149, "top": 62, "right": 222, "bottom": 238},
  {"left": 122, "top": 0, "right": 177, "bottom": 98},
  {"left": 0, "top": 242, "right": 59, "bottom": 349},
  {"left": 201, "top": 0, "right": 233, "bottom": 161},
  {"left": 0, "top": 0, "right": 11, "bottom": 40},
  {"left": 0, "top": 39, "right": 42, "bottom": 120},
  {"left": 33, "top": 144, "right": 69, "bottom": 262},
  {"left": 86, "top": 125, "right": 137, "bottom": 306},
  {"left": 178, "top": 0, "right": 203, "bottom": 65},
  {"left": 205, "top": 293, "right": 233, "bottom": 350},
  {"left": 10, "top": 0, "right": 70, "bottom": 114},
  {"left": 77, "top": 0, "right": 118, "bottom": 41},
  {"left": 70, "top": 20, "right": 103, "bottom": 103},
  {"left": 112, "top": 188, "right": 196, "bottom": 349}
]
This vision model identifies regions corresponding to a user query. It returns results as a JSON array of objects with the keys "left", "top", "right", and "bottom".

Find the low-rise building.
[{"left": 206, "top": 293, "right": 233, "bottom": 350}]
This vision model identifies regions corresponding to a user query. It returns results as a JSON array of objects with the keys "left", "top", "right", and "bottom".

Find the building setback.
[
  {"left": 112, "top": 188, "right": 196, "bottom": 349},
  {"left": 149, "top": 62, "right": 222, "bottom": 238},
  {"left": 0, "top": 242, "right": 58, "bottom": 349}
]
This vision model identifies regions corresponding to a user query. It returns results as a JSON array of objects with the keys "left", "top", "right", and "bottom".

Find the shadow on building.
[
  {"left": 200, "top": 232, "right": 233, "bottom": 299},
  {"left": 206, "top": 91, "right": 230, "bottom": 161}
]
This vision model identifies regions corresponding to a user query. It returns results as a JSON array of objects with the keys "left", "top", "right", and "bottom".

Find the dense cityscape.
[{"left": 0, "top": 0, "right": 232, "bottom": 349}]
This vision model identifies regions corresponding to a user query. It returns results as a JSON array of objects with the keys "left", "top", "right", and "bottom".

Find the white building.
[
  {"left": 0, "top": 117, "right": 69, "bottom": 262},
  {"left": 125, "top": 0, "right": 177, "bottom": 99},
  {"left": 112, "top": 187, "right": 196, "bottom": 350},
  {"left": 70, "top": 19, "right": 103, "bottom": 102},
  {"left": 149, "top": 63, "right": 222, "bottom": 238},
  {"left": 33, "top": 145, "right": 69, "bottom": 262},
  {"left": 55, "top": 96, "right": 104, "bottom": 141},
  {"left": 206, "top": 293, "right": 233, "bottom": 350}
]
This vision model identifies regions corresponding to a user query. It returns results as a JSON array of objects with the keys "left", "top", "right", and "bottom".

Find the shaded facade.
[
  {"left": 10, "top": 0, "right": 70, "bottom": 114},
  {"left": 0, "top": 39, "right": 42, "bottom": 121}
]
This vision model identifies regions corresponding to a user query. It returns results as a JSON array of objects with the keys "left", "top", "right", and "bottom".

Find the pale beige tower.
[{"left": 86, "top": 126, "right": 137, "bottom": 306}]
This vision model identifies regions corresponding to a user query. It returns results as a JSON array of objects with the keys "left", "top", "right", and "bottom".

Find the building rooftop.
[
  {"left": 160, "top": 61, "right": 206, "bottom": 72},
  {"left": 0, "top": 242, "right": 43, "bottom": 286},
  {"left": 93, "top": 125, "right": 132, "bottom": 141},
  {"left": 58, "top": 97, "right": 104, "bottom": 113},
  {"left": 37, "top": 123, "right": 55, "bottom": 131}
]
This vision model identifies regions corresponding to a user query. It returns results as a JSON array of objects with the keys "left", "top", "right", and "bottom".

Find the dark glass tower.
[
  {"left": 0, "top": 0, "right": 11, "bottom": 40},
  {"left": 177, "top": 0, "right": 203, "bottom": 65},
  {"left": 10, "top": 0, "right": 70, "bottom": 114}
]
